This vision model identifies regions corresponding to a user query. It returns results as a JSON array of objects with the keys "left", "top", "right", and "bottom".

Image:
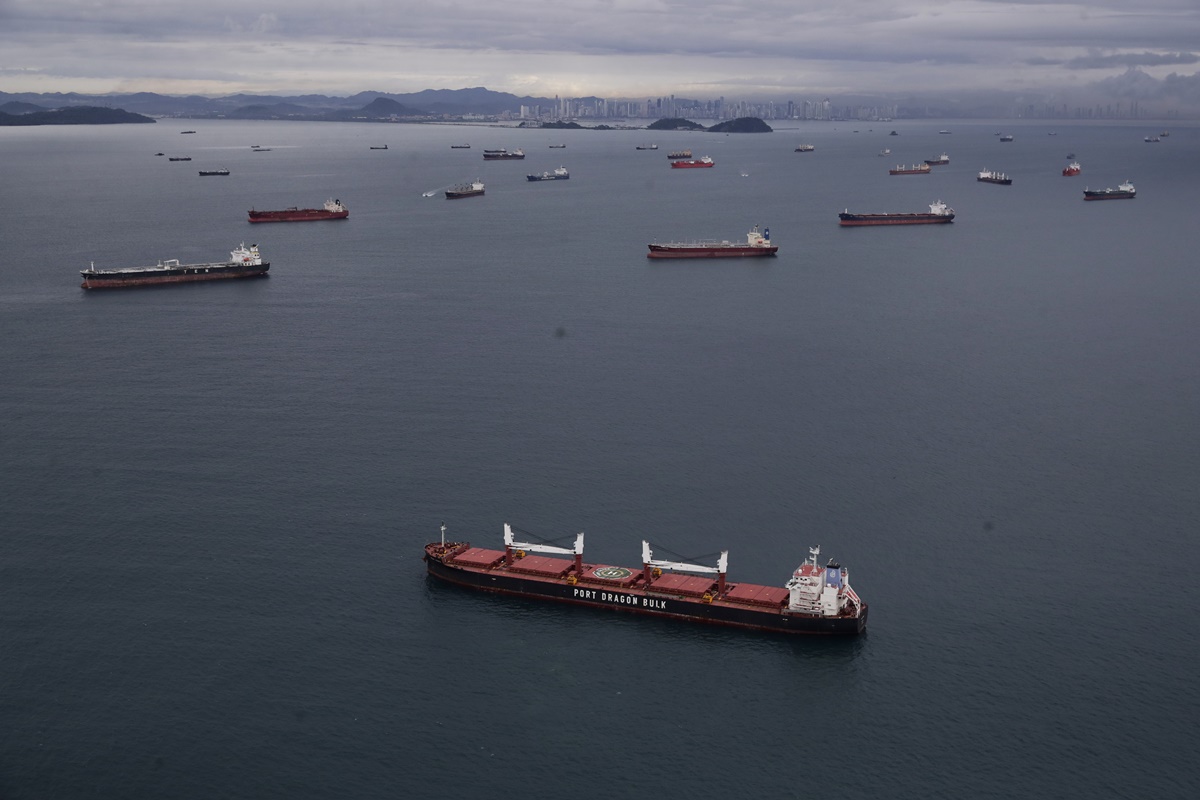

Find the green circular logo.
[{"left": 593, "top": 566, "right": 632, "bottom": 580}]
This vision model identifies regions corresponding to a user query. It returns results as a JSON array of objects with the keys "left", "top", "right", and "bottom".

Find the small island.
[
  {"left": 0, "top": 106, "right": 156, "bottom": 126},
  {"left": 646, "top": 116, "right": 772, "bottom": 133},
  {"left": 647, "top": 117, "right": 706, "bottom": 131},
  {"left": 708, "top": 117, "right": 773, "bottom": 133}
]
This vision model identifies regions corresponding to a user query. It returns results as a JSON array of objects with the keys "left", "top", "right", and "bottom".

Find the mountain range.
[{"left": 0, "top": 87, "right": 554, "bottom": 119}]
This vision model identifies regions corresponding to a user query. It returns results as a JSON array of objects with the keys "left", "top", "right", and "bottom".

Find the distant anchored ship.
[
  {"left": 81, "top": 243, "right": 268, "bottom": 289},
  {"left": 248, "top": 198, "right": 348, "bottom": 223},
  {"left": 839, "top": 200, "right": 956, "bottom": 226},
  {"left": 647, "top": 225, "right": 778, "bottom": 259}
]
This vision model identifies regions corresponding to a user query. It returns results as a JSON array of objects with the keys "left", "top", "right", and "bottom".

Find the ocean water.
[{"left": 1, "top": 118, "right": 1198, "bottom": 799}]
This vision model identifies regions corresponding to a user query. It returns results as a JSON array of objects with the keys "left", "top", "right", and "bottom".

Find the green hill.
[
  {"left": 0, "top": 106, "right": 155, "bottom": 125},
  {"left": 708, "top": 117, "right": 773, "bottom": 133}
]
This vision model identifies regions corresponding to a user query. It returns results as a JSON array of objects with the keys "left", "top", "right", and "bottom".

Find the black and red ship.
[
  {"left": 80, "top": 243, "right": 268, "bottom": 289},
  {"left": 424, "top": 524, "right": 867, "bottom": 635}
]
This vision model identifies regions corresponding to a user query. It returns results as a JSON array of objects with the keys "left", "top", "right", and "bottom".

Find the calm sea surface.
[{"left": 2, "top": 118, "right": 1198, "bottom": 799}]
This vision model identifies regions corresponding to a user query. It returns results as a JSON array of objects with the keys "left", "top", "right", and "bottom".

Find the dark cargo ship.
[
  {"left": 248, "top": 198, "right": 348, "bottom": 223},
  {"left": 1083, "top": 180, "right": 1135, "bottom": 200},
  {"left": 647, "top": 225, "right": 778, "bottom": 259},
  {"left": 839, "top": 200, "right": 955, "bottom": 226},
  {"left": 424, "top": 523, "right": 867, "bottom": 635},
  {"left": 445, "top": 180, "right": 485, "bottom": 199},
  {"left": 81, "top": 243, "right": 268, "bottom": 289}
]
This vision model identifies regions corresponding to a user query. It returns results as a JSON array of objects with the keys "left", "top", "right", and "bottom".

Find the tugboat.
[
  {"left": 977, "top": 169, "right": 1012, "bottom": 185},
  {"left": 423, "top": 523, "right": 867, "bottom": 635},
  {"left": 526, "top": 166, "right": 569, "bottom": 182},
  {"left": 838, "top": 200, "right": 955, "bottom": 226},
  {"left": 889, "top": 164, "right": 931, "bottom": 175},
  {"left": 670, "top": 156, "right": 715, "bottom": 169},
  {"left": 1063, "top": 162, "right": 1082, "bottom": 177},
  {"left": 81, "top": 244, "right": 268, "bottom": 289},
  {"left": 445, "top": 180, "right": 485, "bottom": 199},
  {"left": 1083, "top": 181, "right": 1135, "bottom": 200},
  {"left": 647, "top": 225, "right": 777, "bottom": 259},
  {"left": 248, "top": 198, "right": 348, "bottom": 223}
]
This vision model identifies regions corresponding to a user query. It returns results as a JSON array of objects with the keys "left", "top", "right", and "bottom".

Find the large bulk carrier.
[
  {"left": 839, "top": 200, "right": 955, "bottom": 226},
  {"left": 81, "top": 243, "right": 268, "bottom": 289},
  {"left": 647, "top": 225, "right": 778, "bottom": 259},
  {"left": 1083, "top": 181, "right": 1135, "bottom": 200},
  {"left": 248, "top": 198, "right": 348, "bottom": 223},
  {"left": 424, "top": 524, "right": 867, "bottom": 635}
]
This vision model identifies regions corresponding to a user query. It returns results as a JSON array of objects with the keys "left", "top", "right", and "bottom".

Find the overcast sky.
[{"left": 3, "top": 0, "right": 1200, "bottom": 103}]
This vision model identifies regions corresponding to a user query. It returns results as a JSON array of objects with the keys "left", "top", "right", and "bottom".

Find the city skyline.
[{"left": 3, "top": 1, "right": 1200, "bottom": 115}]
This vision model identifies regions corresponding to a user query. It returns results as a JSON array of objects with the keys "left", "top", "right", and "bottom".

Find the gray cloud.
[{"left": 1, "top": 0, "right": 1199, "bottom": 106}]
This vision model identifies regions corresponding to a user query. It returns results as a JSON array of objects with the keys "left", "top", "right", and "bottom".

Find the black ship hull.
[{"left": 425, "top": 552, "right": 866, "bottom": 635}]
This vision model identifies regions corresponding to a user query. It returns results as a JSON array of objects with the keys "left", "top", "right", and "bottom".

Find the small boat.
[
  {"left": 794, "top": 144, "right": 815, "bottom": 152},
  {"left": 369, "top": 145, "right": 388, "bottom": 150},
  {"left": 1144, "top": 136, "right": 1161, "bottom": 143},
  {"left": 198, "top": 168, "right": 230, "bottom": 176},
  {"left": 889, "top": 130, "right": 899, "bottom": 136},
  {"left": 180, "top": 130, "right": 196, "bottom": 134},
  {"left": 999, "top": 134, "right": 1014, "bottom": 142},
  {"left": 1083, "top": 181, "right": 1135, "bottom": 201},
  {"left": 451, "top": 144, "right": 471, "bottom": 149},
  {"left": 670, "top": 156, "right": 714, "bottom": 169},
  {"left": 168, "top": 156, "right": 192, "bottom": 162},
  {"left": 977, "top": 170, "right": 1012, "bottom": 185},
  {"left": 1066, "top": 153, "right": 1076, "bottom": 159},
  {"left": 889, "top": 164, "right": 931, "bottom": 175},
  {"left": 154, "top": 152, "right": 164, "bottom": 156},
  {"left": 636, "top": 144, "right": 658, "bottom": 150},
  {"left": 1160, "top": 131, "right": 1170, "bottom": 137},
  {"left": 446, "top": 180, "right": 485, "bottom": 199},
  {"left": 252, "top": 147, "right": 271, "bottom": 152},
  {"left": 527, "top": 166, "right": 569, "bottom": 181},
  {"left": 879, "top": 148, "right": 891, "bottom": 156},
  {"left": 924, "top": 153, "right": 950, "bottom": 165},
  {"left": 549, "top": 144, "right": 566, "bottom": 149},
  {"left": 667, "top": 150, "right": 692, "bottom": 160},
  {"left": 838, "top": 200, "right": 955, "bottom": 227},
  {"left": 939, "top": 130, "right": 951, "bottom": 134},
  {"left": 1063, "top": 162, "right": 1082, "bottom": 177}
]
